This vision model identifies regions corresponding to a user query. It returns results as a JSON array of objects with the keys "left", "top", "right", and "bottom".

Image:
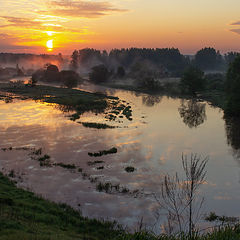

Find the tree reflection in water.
[
  {"left": 224, "top": 116, "right": 240, "bottom": 160},
  {"left": 178, "top": 99, "right": 206, "bottom": 128},
  {"left": 142, "top": 95, "right": 163, "bottom": 107}
]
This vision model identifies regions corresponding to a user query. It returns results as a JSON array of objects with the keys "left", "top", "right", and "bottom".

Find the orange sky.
[{"left": 0, "top": 0, "right": 240, "bottom": 54}]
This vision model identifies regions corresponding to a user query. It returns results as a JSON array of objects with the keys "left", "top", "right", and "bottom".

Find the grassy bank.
[
  {"left": 0, "top": 172, "right": 124, "bottom": 240},
  {"left": 0, "top": 82, "right": 117, "bottom": 115},
  {"left": 101, "top": 81, "right": 226, "bottom": 111},
  {"left": 198, "top": 90, "right": 225, "bottom": 110},
  {"left": 1, "top": 172, "right": 240, "bottom": 240}
]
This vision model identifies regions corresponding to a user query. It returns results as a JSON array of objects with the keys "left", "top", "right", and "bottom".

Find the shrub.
[{"left": 60, "top": 70, "right": 80, "bottom": 88}]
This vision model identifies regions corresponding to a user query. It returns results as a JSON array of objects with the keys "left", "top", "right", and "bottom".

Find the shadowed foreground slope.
[{"left": 1, "top": 172, "right": 240, "bottom": 240}]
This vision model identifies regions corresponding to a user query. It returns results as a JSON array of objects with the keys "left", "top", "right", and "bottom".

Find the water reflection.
[
  {"left": 178, "top": 99, "right": 206, "bottom": 128},
  {"left": 224, "top": 116, "right": 240, "bottom": 160},
  {"left": 142, "top": 95, "right": 163, "bottom": 107}
]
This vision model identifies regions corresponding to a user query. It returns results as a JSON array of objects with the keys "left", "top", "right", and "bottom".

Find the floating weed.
[
  {"left": 125, "top": 166, "right": 135, "bottom": 173},
  {"left": 97, "top": 166, "right": 104, "bottom": 170},
  {"left": 89, "top": 176, "right": 98, "bottom": 183},
  {"left": 88, "top": 147, "right": 117, "bottom": 157},
  {"left": 31, "top": 148, "right": 42, "bottom": 155},
  {"left": 69, "top": 113, "right": 80, "bottom": 121},
  {"left": 54, "top": 163, "right": 76, "bottom": 169},
  {"left": 38, "top": 154, "right": 50, "bottom": 162},
  {"left": 87, "top": 160, "right": 104, "bottom": 166},
  {"left": 8, "top": 170, "right": 15, "bottom": 178},
  {"left": 121, "top": 187, "right": 130, "bottom": 193},
  {"left": 96, "top": 182, "right": 112, "bottom": 193},
  {"left": 80, "top": 122, "right": 116, "bottom": 129},
  {"left": 1, "top": 146, "right": 35, "bottom": 152},
  {"left": 105, "top": 114, "right": 116, "bottom": 121},
  {"left": 38, "top": 155, "right": 52, "bottom": 167},
  {"left": 82, "top": 172, "right": 89, "bottom": 179},
  {"left": 78, "top": 168, "right": 83, "bottom": 172},
  {"left": 122, "top": 106, "right": 132, "bottom": 120},
  {"left": 95, "top": 182, "right": 140, "bottom": 196}
]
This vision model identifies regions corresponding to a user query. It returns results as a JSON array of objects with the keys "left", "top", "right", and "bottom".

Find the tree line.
[{"left": 70, "top": 47, "right": 240, "bottom": 76}]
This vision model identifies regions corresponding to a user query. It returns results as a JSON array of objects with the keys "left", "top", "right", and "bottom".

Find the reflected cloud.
[{"left": 178, "top": 99, "right": 206, "bottom": 128}]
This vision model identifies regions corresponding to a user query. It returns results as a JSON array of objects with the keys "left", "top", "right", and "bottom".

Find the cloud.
[
  {"left": 45, "top": 0, "right": 127, "bottom": 18},
  {"left": 230, "top": 29, "right": 240, "bottom": 35},
  {"left": 230, "top": 21, "right": 240, "bottom": 26},
  {"left": 0, "top": 16, "right": 80, "bottom": 33},
  {"left": 229, "top": 21, "right": 240, "bottom": 35}
]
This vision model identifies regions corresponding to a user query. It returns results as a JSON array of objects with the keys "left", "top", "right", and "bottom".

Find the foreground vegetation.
[
  {"left": 1, "top": 171, "right": 240, "bottom": 239},
  {"left": 0, "top": 172, "right": 124, "bottom": 240}
]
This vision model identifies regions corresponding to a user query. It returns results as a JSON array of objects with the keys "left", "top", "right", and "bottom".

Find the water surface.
[{"left": 0, "top": 82, "right": 239, "bottom": 232}]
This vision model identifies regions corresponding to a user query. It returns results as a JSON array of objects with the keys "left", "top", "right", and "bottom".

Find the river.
[{"left": 0, "top": 78, "right": 240, "bottom": 232}]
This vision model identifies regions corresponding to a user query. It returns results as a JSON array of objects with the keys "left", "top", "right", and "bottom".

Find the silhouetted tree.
[
  {"left": 89, "top": 64, "right": 110, "bottom": 83},
  {"left": 116, "top": 66, "right": 125, "bottom": 78},
  {"left": 224, "top": 52, "right": 240, "bottom": 67},
  {"left": 70, "top": 47, "right": 189, "bottom": 77},
  {"left": 70, "top": 50, "right": 79, "bottom": 71},
  {"left": 45, "top": 64, "right": 60, "bottom": 82},
  {"left": 204, "top": 73, "right": 225, "bottom": 91},
  {"left": 180, "top": 66, "right": 205, "bottom": 94},
  {"left": 60, "top": 70, "right": 81, "bottom": 88},
  {"left": 16, "top": 64, "right": 24, "bottom": 76},
  {"left": 155, "top": 154, "right": 208, "bottom": 235},
  {"left": 32, "top": 69, "right": 45, "bottom": 82},
  {"left": 195, "top": 47, "right": 222, "bottom": 70}
]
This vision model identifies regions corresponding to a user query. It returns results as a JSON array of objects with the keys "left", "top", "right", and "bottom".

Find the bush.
[
  {"left": 180, "top": 66, "right": 205, "bottom": 94},
  {"left": 117, "top": 66, "right": 125, "bottom": 78},
  {"left": 89, "top": 64, "right": 110, "bottom": 83},
  {"left": 31, "top": 69, "right": 45, "bottom": 83},
  {"left": 45, "top": 64, "right": 60, "bottom": 82},
  {"left": 59, "top": 70, "right": 80, "bottom": 88}
]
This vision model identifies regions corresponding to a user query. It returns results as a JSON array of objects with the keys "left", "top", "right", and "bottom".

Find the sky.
[{"left": 0, "top": 0, "right": 240, "bottom": 54}]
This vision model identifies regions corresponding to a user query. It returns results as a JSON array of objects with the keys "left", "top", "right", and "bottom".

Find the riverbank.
[
  {"left": 0, "top": 82, "right": 134, "bottom": 123},
  {"left": 99, "top": 81, "right": 226, "bottom": 111},
  {"left": 0, "top": 82, "right": 113, "bottom": 112}
]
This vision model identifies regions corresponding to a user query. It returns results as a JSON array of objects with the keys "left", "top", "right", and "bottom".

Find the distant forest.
[
  {"left": 69, "top": 47, "right": 240, "bottom": 77},
  {"left": 0, "top": 47, "right": 239, "bottom": 78}
]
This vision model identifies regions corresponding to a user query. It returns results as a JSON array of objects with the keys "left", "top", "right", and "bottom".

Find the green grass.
[
  {"left": 0, "top": 83, "right": 111, "bottom": 117},
  {"left": 0, "top": 172, "right": 125, "bottom": 240}
]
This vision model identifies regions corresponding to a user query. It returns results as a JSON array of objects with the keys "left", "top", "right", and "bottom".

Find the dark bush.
[
  {"left": 89, "top": 64, "right": 110, "bottom": 83},
  {"left": 45, "top": 64, "right": 60, "bottom": 82},
  {"left": 60, "top": 70, "right": 81, "bottom": 88}
]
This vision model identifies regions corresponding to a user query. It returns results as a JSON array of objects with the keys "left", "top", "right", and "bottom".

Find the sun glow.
[
  {"left": 46, "top": 31, "right": 53, "bottom": 36},
  {"left": 46, "top": 39, "right": 53, "bottom": 51}
]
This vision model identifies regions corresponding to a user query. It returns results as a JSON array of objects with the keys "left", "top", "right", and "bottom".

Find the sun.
[{"left": 46, "top": 40, "right": 53, "bottom": 51}]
